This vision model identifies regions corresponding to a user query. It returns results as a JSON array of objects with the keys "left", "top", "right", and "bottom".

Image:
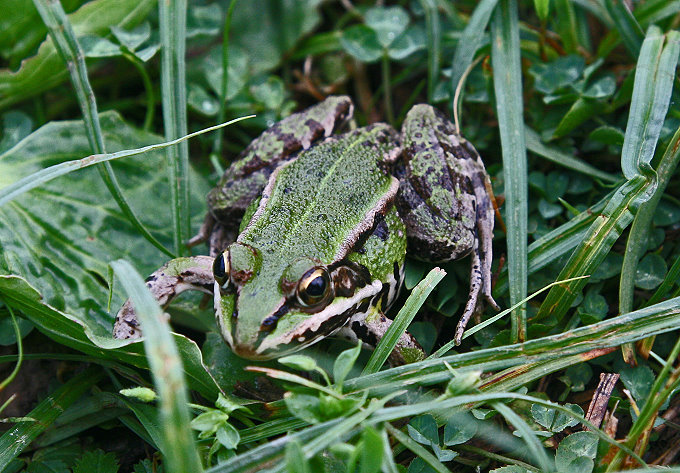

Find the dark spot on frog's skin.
[
  {"left": 232, "top": 308, "right": 239, "bottom": 318},
  {"left": 145, "top": 275, "right": 157, "bottom": 283},
  {"left": 260, "top": 304, "right": 289, "bottom": 332},
  {"left": 350, "top": 321, "right": 378, "bottom": 347},
  {"left": 283, "top": 187, "right": 292, "bottom": 194},
  {"left": 358, "top": 247, "right": 366, "bottom": 254},
  {"left": 373, "top": 215, "right": 389, "bottom": 241},
  {"left": 232, "top": 269, "right": 254, "bottom": 285},
  {"left": 357, "top": 299, "right": 370, "bottom": 314}
]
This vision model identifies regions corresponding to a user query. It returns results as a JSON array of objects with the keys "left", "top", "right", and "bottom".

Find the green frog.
[{"left": 114, "top": 96, "right": 498, "bottom": 364}]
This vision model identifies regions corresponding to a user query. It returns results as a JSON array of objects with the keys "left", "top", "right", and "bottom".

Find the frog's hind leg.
[
  {"left": 113, "top": 256, "right": 215, "bottom": 339},
  {"left": 454, "top": 174, "right": 499, "bottom": 345}
]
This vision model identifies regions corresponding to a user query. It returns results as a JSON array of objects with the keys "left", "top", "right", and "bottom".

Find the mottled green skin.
[
  {"left": 217, "top": 125, "right": 406, "bottom": 358},
  {"left": 207, "top": 96, "right": 353, "bottom": 228},
  {"left": 115, "top": 96, "right": 497, "bottom": 361}
]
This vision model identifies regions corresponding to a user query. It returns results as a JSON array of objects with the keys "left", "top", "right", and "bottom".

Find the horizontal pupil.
[{"left": 306, "top": 276, "right": 326, "bottom": 297}]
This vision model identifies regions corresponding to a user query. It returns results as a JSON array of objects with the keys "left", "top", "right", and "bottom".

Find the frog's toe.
[{"left": 113, "top": 302, "right": 143, "bottom": 340}]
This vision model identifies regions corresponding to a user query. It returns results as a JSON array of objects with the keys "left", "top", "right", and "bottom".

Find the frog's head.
[{"left": 212, "top": 243, "right": 378, "bottom": 360}]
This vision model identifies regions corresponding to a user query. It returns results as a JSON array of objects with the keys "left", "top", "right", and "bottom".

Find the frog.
[{"left": 114, "top": 96, "right": 498, "bottom": 364}]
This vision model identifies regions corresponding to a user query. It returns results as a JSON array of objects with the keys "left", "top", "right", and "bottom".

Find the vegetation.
[{"left": 1, "top": 0, "right": 680, "bottom": 472}]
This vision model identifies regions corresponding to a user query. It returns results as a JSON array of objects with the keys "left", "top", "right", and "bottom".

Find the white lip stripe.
[
  {"left": 214, "top": 282, "right": 233, "bottom": 346},
  {"left": 256, "top": 279, "right": 383, "bottom": 354}
]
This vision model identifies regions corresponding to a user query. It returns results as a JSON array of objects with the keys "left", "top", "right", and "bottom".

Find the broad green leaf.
[
  {"left": 111, "top": 22, "right": 151, "bottom": 51},
  {"left": 340, "top": 25, "right": 383, "bottom": 63},
  {"left": 72, "top": 450, "right": 119, "bottom": 473},
  {"left": 620, "top": 364, "right": 655, "bottom": 404},
  {"left": 443, "top": 413, "right": 477, "bottom": 445},
  {"left": 359, "top": 426, "right": 383, "bottom": 473},
  {"left": 534, "top": 0, "right": 550, "bottom": 20},
  {"left": 635, "top": 253, "right": 666, "bottom": 290},
  {"left": 0, "top": 275, "right": 219, "bottom": 398},
  {"left": 555, "top": 431, "right": 598, "bottom": 472},
  {"left": 279, "top": 355, "right": 321, "bottom": 373},
  {"left": 201, "top": 46, "right": 249, "bottom": 101},
  {"left": 553, "top": 97, "right": 599, "bottom": 138},
  {"left": 285, "top": 440, "right": 309, "bottom": 473},
  {"left": 229, "top": 0, "right": 323, "bottom": 75},
  {"left": 589, "top": 126, "right": 625, "bottom": 145},
  {"left": 0, "top": 0, "right": 154, "bottom": 110},
  {"left": 0, "top": 112, "right": 208, "bottom": 321},
  {"left": 529, "top": 55, "right": 584, "bottom": 95},
  {"left": 365, "top": 6, "right": 409, "bottom": 49},
  {"left": 388, "top": 25, "right": 426, "bottom": 60},
  {"left": 407, "top": 414, "right": 438, "bottom": 446},
  {"left": 79, "top": 34, "right": 121, "bottom": 58},
  {"left": 216, "top": 423, "right": 240, "bottom": 450},
  {"left": 333, "top": 342, "right": 362, "bottom": 389},
  {"left": 186, "top": 4, "right": 222, "bottom": 38},
  {"left": 582, "top": 75, "right": 616, "bottom": 98},
  {"left": 654, "top": 200, "right": 680, "bottom": 226}
]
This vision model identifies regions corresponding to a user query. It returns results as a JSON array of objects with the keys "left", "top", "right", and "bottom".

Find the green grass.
[{"left": 1, "top": 1, "right": 680, "bottom": 472}]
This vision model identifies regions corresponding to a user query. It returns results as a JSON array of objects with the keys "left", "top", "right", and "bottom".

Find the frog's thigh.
[
  {"left": 113, "top": 255, "right": 215, "bottom": 339},
  {"left": 397, "top": 177, "right": 477, "bottom": 261}
]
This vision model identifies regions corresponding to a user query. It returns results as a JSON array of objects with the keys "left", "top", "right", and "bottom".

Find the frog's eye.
[
  {"left": 296, "top": 267, "right": 332, "bottom": 308},
  {"left": 213, "top": 250, "right": 230, "bottom": 290}
]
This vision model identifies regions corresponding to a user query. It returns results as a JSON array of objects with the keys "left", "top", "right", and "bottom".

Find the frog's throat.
[{"left": 255, "top": 279, "right": 384, "bottom": 355}]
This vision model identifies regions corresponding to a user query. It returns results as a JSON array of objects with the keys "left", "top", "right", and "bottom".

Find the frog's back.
[{"left": 238, "top": 124, "right": 400, "bottom": 269}]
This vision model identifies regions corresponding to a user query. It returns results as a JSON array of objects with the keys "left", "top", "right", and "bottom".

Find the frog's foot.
[
  {"left": 337, "top": 311, "right": 425, "bottom": 366},
  {"left": 187, "top": 215, "right": 236, "bottom": 257},
  {"left": 454, "top": 225, "right": 500, "bottom": 345},
  {"left": 187, "top": 213, "right": 215, "bottom": 249},
  {"left": 113, "top": 256, "right": 215, "bottom": 340}
]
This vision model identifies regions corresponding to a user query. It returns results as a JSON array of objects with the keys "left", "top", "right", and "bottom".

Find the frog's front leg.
[
  {"left": 337, "top": 309, "right": 425, "bottom": 365},
  {"left": 113, "top": 256, "right": 214, "bottom": 339},
  {"left": 398, "top": 104, "right": 499, "bottom": 345}
]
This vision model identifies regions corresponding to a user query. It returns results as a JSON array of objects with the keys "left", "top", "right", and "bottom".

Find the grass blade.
[
  {"left": 363, "top": 268, "right": 445, "bottom": 374},
  {"left": 491, "top": 0, "right": 527, "bottom": 342},
  {"left": 419, "top": 0, "right": 441, "bottom": 103},
  {"left": 450, "top": 0, "right": 499, "bottom": 116},
  {"left": 159, "top": 0, "right": 190, "bottom": 255},
  {"left": 0, "top": 117, "right": 252, "bottom": 208},
  {"left": 345, "top": 296, "right": 680, "bottom": 396},
  {"left": 619, "top": 122, "right": 680, "bottom": 315},
  {"left": 212, "top": 0, "right": 238, "bottom": 158},
  {"left": 111, "top": 259, "right": 203, "bottom": 473},
  {"left": 621, "top": 27, "right": 679, "bottom": 180},
  {"left": 0, "top": 367, "right": 104, "bottom": 470},
  {"left": 536, "top": 27, "right": 679, "bottom": 323},
  {"left": 605, "top": 0, "right": 644, "bottom": 57},
  {"left": 525, "top": 127, "right": 620, "bottom": 183},
  {"left": 32, "top": 0, "right": 173, "bottom": 258},
  {"left": 494, "top": 191, "right": 611, "bottom": 295}
]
